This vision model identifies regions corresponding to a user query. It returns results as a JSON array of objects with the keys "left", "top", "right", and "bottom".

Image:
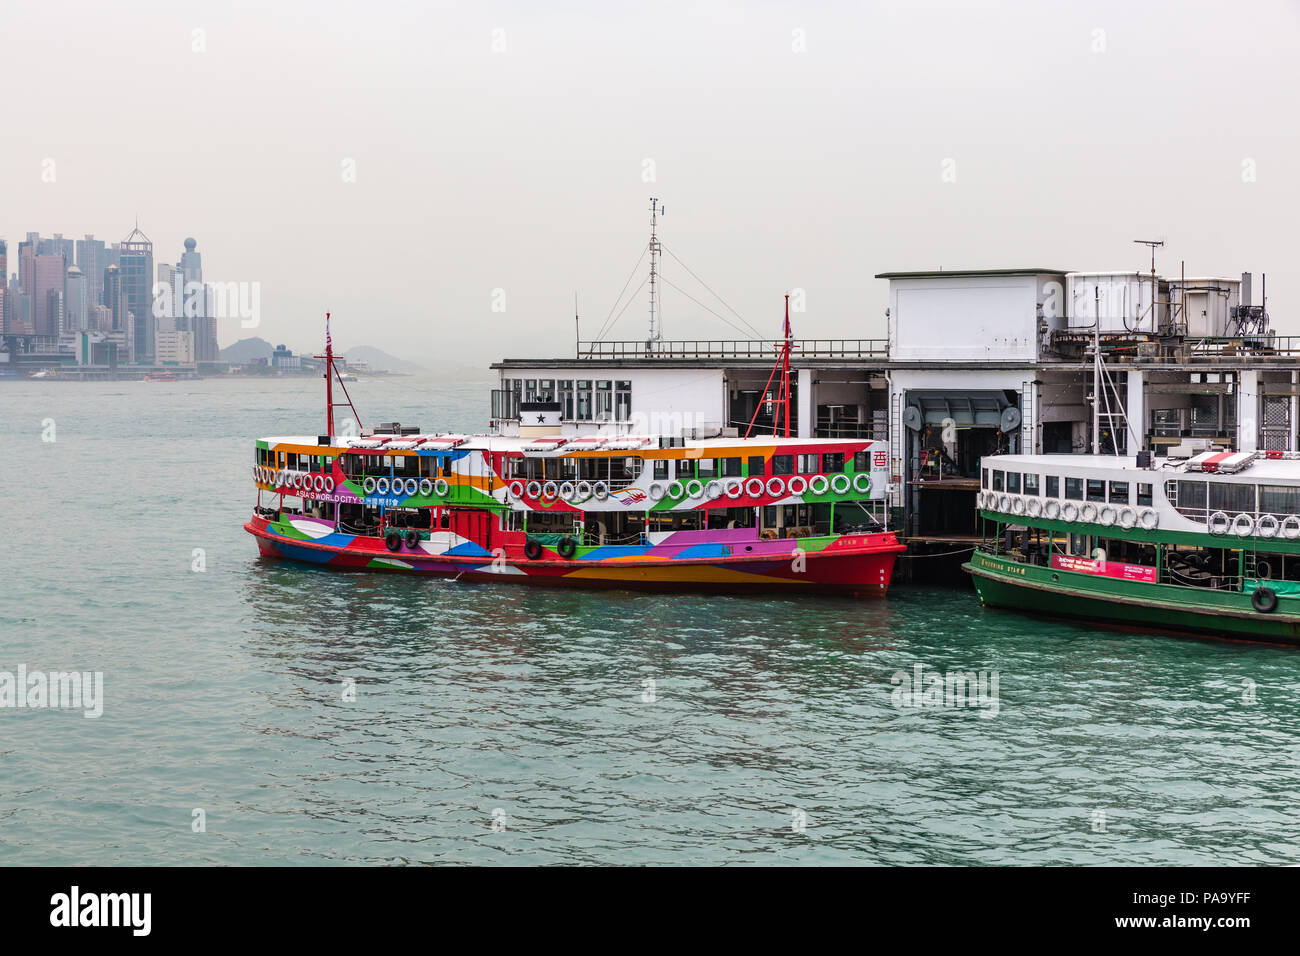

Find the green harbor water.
[{"left": 2, "top": 377, "right": 1298, "bottom": 865}]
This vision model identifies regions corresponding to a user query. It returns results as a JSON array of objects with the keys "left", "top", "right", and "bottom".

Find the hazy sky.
[{"left": 2, "top": 0, "right": 1297, "bottom": 368}]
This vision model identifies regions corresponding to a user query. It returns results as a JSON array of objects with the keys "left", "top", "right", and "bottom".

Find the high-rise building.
[
  {"left": 76, "top": 236, "right": 108, "bottom": 305},
  {"left": 66, "top": 265, "right": 87, "bottom": 332},
  {"left": 0, "top": 241, "right": 6, "bottom": 332},
  {"left": 32, "top": 252, "right": 67, "bottom": 337},
  {"left": 119, "top": 224, "right": 154, "bottom": 363},
  {"left": 104, "top": 264, "right": 127, "bottom": 333},
  {"left": 180, "top": 237, "right": 218, "bottom": 361}
]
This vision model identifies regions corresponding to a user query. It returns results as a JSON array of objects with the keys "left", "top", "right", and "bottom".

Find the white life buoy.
[
  {"left": 1232, "top": 513, "right": 1255, "bottom": 538},
  {"left": 745, "top": 477, "right": 765, "bottom": 497},
  {"left": 542, "top": 481, "right": 559, "bottom": 500},
  {"left": 705, "top": 481, "right": 724, "bottom": 500},
  {"left": 1118, "top": 506, "right": 1137, "bottom": 530},
  {"left": 362, "top": 476, "right": 377, "bottom": 495},
  {"left": 314, "top": 474, "right": 327, "bottom": 493},
  {"left": 667, "top": 480, "right": 685, "bottom": 500},
  {"left": 1099, "top": 505, "right": 1116, "bottom": 527},
  {"left": 594, "top": 481, "right": 610, "bottom": 500},
  {"left": 526, "top": 480, "right": 542, "bottom": 498},
  {"left": 559, "top": 481, "right": 576, "bottom": 500},
  {"left": 509, "top": 480, "right": 524, "bottom": 498},
  {"left": 1139, "top": 509, "right": 1158, "bottom": 530},
  {"left": 575, "top": 480, "right": 593, "bottom": 500},
  {"left": 1208, "top": 511, "right": 1230, "bottom": 536},
  {"left": 407, "top": 478, "right": 420, "bottom": 495},
  {"left": 1044, "top": 499, "right": 1061, "bottom": 520},
  {"left": 1061, "top": 501, "right": 1079, "bottom": 522},
  {"left": 420, "top": 478, "right": 435, "bottom": 496},
  {"left": 766, "top": 477, "right": 786, "bottom": 498},
  {"left": 788, "top": 475, "right": 809, "bottom": 496},
  {"left": 853, "top": 473, "right": 872, "bottom": 495},
  {"left": 323, "top": 476, "right": 334, "bottom": 493},
  {"left": 830, "top": 474, "right": 851, "bottom": 495},
  {"left": 649, "top": 482, "right": 666, "bottom": 501},
  {"left": 1026, "top": 497, "right": 1043, "bottom": 518},
  {"left": 686, "top": 479, "right": 704, "bottom": 500},
  {"left": 998, "top": 494, "right": 1011, "bottom": 513},
  {"left": 1257, "top": 514, "right": 1280, "bottom": 539},
  {"left": 724, "top": 479, "right": 743, "bottom": 499},
  {"left": 1011, "top": 496, "right": 1026, "bottom": 516},
  {"left": 434, "top": 478, "right": 449, "bottom": 497},
  {"left": 376, "top": 477, "right": 390, "bottom": 495},
  {"left": 1080, "top": 503, "right": 1098, "bottom": 523},
  {"left": 808, "top": 474, "right": 829, "bottom": 495},
  {"left": 1281, "top": 515, "right": 1300, "bottom": 540}
]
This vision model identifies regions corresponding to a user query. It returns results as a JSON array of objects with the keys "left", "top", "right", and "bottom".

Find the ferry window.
[
  {"left": 1065, "top": 478, "right": 1083, "bottom": 500},
  {"left": 538, "top": 379, "right": 555, "bottom": 401},
  {"left": 981, "top": 468, "right": 989, "bottom": 489},
  {"left": 615, "top": 382, "right": 632, "bottom": 422},
  {"left": 823, "top": 452, "right": 845, "bottom": 473},
  {"left": 798, "top": 454, "right": 819, "bottom": 474},
  {"left": 1137, "top": 483, "right": 1153, "bottom": 507},
  {"left": 748, "top": 456, "right": 766, "bottom": 477},
  {"left": 992, "top": 470, "right": 1004, "bottom": 491},
  {"left": 1086, "top": 479, "right": 1105, "bottom": 502},
  {"left": 698, "top": 458, "right": 719, "bottom": 479},
  {"left": 559, "top": 381, "right": 574, "bottom": 419},
  {"left": 653, "top": 459, "right": 669, "bottom": 481},
  {"left": 1023, "top": 473, "right": 1039, "bottom": 496},
  {"left": 576, "top": 381, "right": 593, "bottom": 421},
  {"left": 721, "top": 457, "right": 743, "bottom": 478},
  {"left": 1209, "top": 482, "right": 1255, "bottom": 514},
  {"left": 595, "top": 381, "right": 613, "bottom": 422},
  {"left": 1007, "top": 472, "right": 1021, "bottom": 493},
  {"left": 854, "top": 451, "right": 870, "bottom": 472},
  {"left": 772, "top": 455, "right": 794, "bottom": 476},
  {"left": 1046, "top": 475, "right": 1059, "bottom": 498},
  {"left": 1176, "top": 480, "right": 1208, "bottom": 512},
  {"left": 1109, "top": 481, "right": 1129, "bottom": 504},
  {"left": 1259, "top": 485, "right": 1298, "bottom": 514},
  {"left": 524, "top": 379, "right": 538, "bottom": 401}
]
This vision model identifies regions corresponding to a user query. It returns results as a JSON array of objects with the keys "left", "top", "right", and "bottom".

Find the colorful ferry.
[
  {"left": 244, "top": 319, "right": 905, "bottom": 594},
  {"left": 965, "top": 449, "right": 1300, "bottom": 642}
]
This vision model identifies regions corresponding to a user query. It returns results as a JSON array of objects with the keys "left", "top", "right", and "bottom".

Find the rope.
[
  {"left": 661, "top": 242, "right": 765, "bottom": 338},
  {"left": 902, "top": 546, "right": 976, "bottom": 558},
  {"left": 591, "top": 243, "right": 650, "bottom": 342}
]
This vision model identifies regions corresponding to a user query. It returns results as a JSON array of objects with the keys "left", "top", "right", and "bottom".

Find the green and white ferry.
[{"left": 965, "top": 449, "right": 1300, "bottom": 643}]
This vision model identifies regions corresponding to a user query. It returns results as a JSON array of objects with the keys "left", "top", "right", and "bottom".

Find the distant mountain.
[
  {"left": 220, "top": 337, "right": 274, "bottom": 363},
  {"left": 341, "top": 345, "right": 437, "bottom": 376}
]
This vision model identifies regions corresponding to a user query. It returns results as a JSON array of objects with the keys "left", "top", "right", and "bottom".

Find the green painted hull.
[{"left": 964, "top": 550, "right": 1300, "bottom": 645}]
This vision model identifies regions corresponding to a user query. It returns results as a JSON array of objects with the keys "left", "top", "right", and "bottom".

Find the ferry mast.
[
  {"left": 314, "top": 312, "right": 363, "bottom": 437},
  {"left": 647, "top": 197, "right": 662, "bottom": 351}
]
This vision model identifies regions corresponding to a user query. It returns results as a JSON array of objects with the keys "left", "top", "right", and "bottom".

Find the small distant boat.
[
  {"left": 28, "top": 369, "right": 53, "bottom": 379},
  {"left": 143, "top": 371, "right": 179, "bottom": 382}
]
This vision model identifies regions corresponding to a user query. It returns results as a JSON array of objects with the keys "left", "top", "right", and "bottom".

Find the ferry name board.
[{"left": 1051, "top": 554, "right": 1157, "bottom": 583}]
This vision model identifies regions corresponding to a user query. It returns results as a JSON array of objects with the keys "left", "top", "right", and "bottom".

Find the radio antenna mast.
[
  {"left": 647, "top": 197, "right": 662, "bottom": 351},
  {"left": 1133, "top": 238, "right": 1164, "bottom": 331}
]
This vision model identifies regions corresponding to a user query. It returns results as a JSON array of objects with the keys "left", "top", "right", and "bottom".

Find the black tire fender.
[
  {"left": 557, "top": 536, "right": 577, "bottom": 559},
  {"left": 384, "top": 532, "right": 402, "bottom": 553},
  {"left": 523, "top": 537, "right": 543, "bottom": 561},
  {"left": 404, "top": 529, "right": 420, "bottom": 549},
  {"left": 1252, "top": 587, "right": 1278, "bottom": 614}
]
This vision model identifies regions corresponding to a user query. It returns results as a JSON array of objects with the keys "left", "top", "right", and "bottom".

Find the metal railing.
[{"left": 576, "top": 339, "right": 889, "bottom": 360}]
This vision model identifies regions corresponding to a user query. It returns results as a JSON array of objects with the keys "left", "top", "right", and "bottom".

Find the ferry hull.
[
  {"left": 965, "top": 551, "right": 1300, "bottom": 645},
  {"left": 247, "top": 519, "right": 904, "bottom": 596}
]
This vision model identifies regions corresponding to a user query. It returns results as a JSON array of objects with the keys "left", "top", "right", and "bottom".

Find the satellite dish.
[
  {"left": 902, "top": 405, "right": 923, "bottom": 431},
  {"left": 1000, "top": 407, "right": 1022, "bottom": 433}
]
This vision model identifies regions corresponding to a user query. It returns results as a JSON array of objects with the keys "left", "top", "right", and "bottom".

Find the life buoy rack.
[
  {"left": 1232, "top": 513, "right": 1255, "bottom": 538},
  {"left": 830, "top": 474, "right": 851, "bottom": 495},
  {"left": 593, "top": 481, "right": 610, "bottom": 500},
  {"left": 526, "top": 480, "right": 542, "bottom": 499},
  {"left": 766, "top": 477, "right": 786, "bottom": 498},
  {"left": 434, "top": 478, "right": 450, "bottom": 497},
  {"left": 853, "top": 473, "right": 872, "bottom": 495},
  {"left": 523, "top": 537, "right": 543, "bottom": 561},
  {"left": 1257, "top": 513, "right": 1280, "bottom": 539},
  {"left": 362, "top": 476, "right": 377, "bottom": 495},
  {"left": 686, "top": 479, "right": 704, "bottom": 500},
  {"left": 509, "top": 480, "right": 525, "bottom": 498},
  {"left": 1208, "top": 511, "right": 1231, "bottom": 535},
  {"left": 1118, "top": 506, "right": 1137, "bottom": 530},
  {"left": 724, "top": 479, "right": 743, "bottom": 499},
  {"left": 788, "top": 475, "right": 809, "bottom": 496},
  {"left": 557, "top": 536, "right": 577, "bottom": 560},
  {"left": 745, "top": 477, "right": 765, "bottom": 498},
  {"left": 1044, "top": 499, "right": 1061, "bottom": 520},
  {"left": 1138, "top": 508, "right": 1158, "bottom": 530}
]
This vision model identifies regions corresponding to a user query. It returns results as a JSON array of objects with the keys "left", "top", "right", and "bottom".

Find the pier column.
[
  {"left": 1238, "top": 369, "right": 1259, "bottom": 452},
  {"left": 1126, "top": 370, "right": 1145, "bottom": 453},
  {"left": 797, "top": 368, "right": 813, "bottom": 437}
]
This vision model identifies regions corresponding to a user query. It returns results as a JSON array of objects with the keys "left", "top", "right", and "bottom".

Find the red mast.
[
  {"left": 744, "top": 294, "right": 796, "bottom": 438},
  {"left": 314, "top": 312, "right": 363, "bottom": 436}
]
